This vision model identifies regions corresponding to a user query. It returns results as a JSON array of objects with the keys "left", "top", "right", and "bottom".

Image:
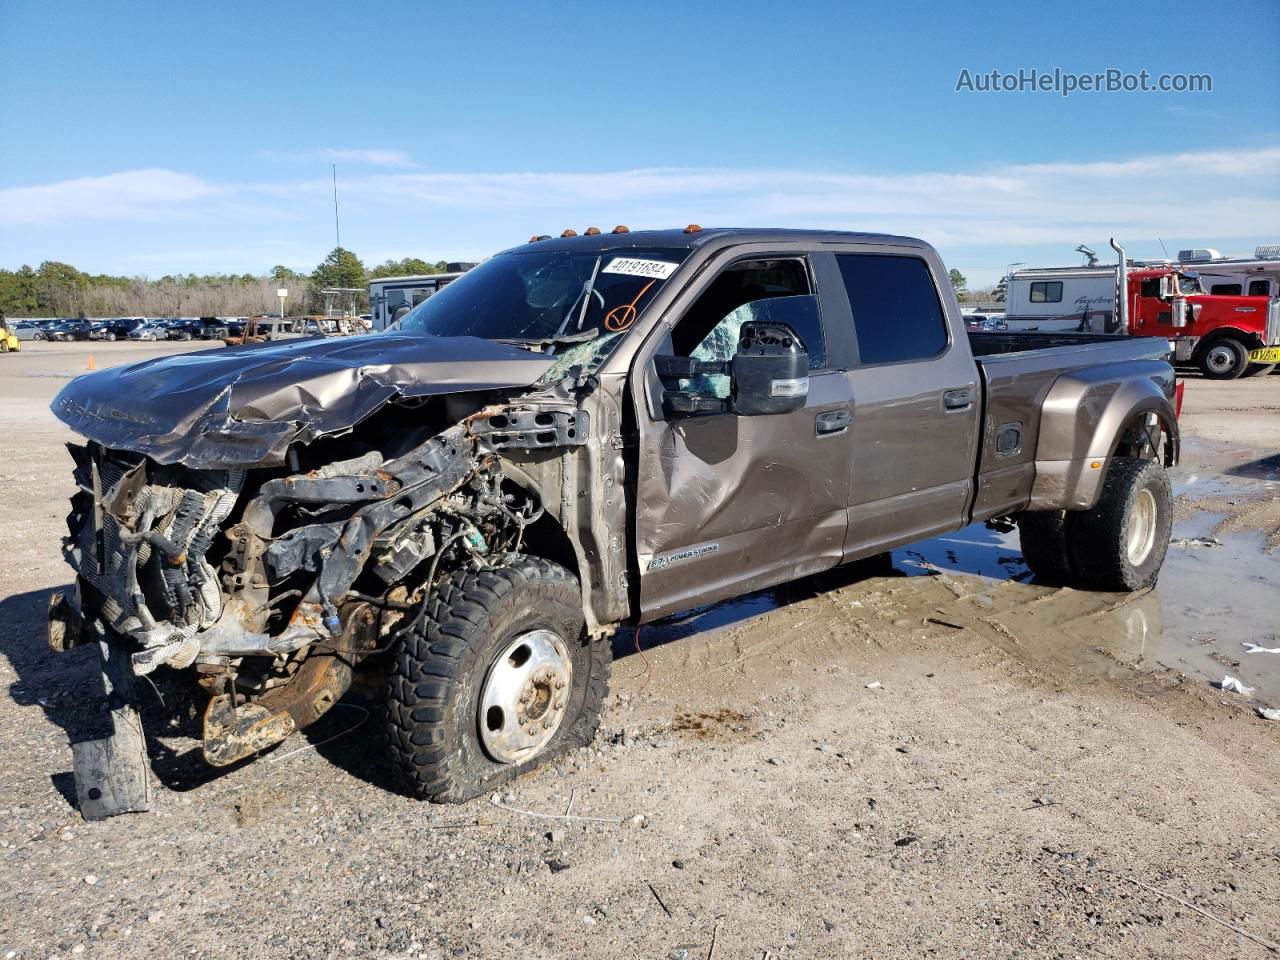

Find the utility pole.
[{"left": 332, "top": 163, "right": 341, "bottom": 250}]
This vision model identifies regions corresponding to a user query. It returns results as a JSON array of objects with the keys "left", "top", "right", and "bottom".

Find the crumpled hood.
[{"left": 52, "top": 333, "right": 554, "bottom": 468}]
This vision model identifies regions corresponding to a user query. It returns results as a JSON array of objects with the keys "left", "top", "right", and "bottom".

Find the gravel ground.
[{"left": 0, "top": 343, "right": 1277, "bottom": 959}]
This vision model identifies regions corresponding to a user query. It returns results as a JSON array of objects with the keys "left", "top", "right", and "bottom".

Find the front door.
[{"left": 633, "top": 254, "right": 855, "bottom": 621}]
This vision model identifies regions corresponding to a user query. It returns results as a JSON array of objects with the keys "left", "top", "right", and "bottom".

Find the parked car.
[
  {"left": 222, "top": 317, "right": 302, "bottom": 345},
  {"left": 102, "top": 317, "right": 147, "bottom": 339},
  {"left": 48, "top": 228, "right": 1188, "bottom": 819},
  {"left": 48, "top": 319, "right": 93, "bottom": 341},
  {"left": 165, "top": 318, "right": 213, "bottom": 341},
  {"left": 129, "top": 320, "right": 171, "bottom": 341},
  {"left": 12, "top": 320, "right": 48, "bottom": 341},
  {"left": 88, "top": 320, "right": 121, "bottom": 341}
]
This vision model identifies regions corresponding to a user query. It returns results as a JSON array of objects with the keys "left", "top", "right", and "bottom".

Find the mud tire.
[
  {"left": 1068, "top": 457, "right": 1172, "bottom": 591},
  {"left": 1017, "top": 510, "right": 1076, "bottom": 584},
  {"left": 386, "top": 556, "right": 609, "bottom": 803}
]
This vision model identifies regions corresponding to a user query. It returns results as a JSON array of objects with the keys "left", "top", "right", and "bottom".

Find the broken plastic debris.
[
  {"left": 1258, "top": 707, "right": 1280, "bottom": 721},
  {"left": 865, "top": 681, "right": 882, "bottom": 690},
  {"left": 1217, "top": 676, "right": 1255, "bottom": 697},
  {"left": 1241, "top": 642, "right": 1280, "bottom": 655},
  {"left": 1171, "top": 536, "right": 1221, "bottom": 548}
]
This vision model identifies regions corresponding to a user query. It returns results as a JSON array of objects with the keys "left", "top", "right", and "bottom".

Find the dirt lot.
[{"left": 0, "top": 342, "right": 1277, "bottom": 960}]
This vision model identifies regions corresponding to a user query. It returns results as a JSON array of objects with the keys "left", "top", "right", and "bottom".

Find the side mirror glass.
[{"left": 654, "top": 295, "right": 815, "bottom": 417}]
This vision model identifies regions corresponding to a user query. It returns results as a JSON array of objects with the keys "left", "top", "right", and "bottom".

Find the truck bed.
[
  {"left": 969, "top": 330, "right": 1141, "bottom": 356},
  {"left": 967, "top": 331, "right": 1175, "bottom": 523}
]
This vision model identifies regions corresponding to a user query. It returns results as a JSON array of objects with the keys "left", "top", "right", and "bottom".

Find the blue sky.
[{"left": 1, "top": 0, "right": 1277, "bottom": 286}]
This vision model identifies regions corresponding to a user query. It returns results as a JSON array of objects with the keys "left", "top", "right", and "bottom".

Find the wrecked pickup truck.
[{"left": 48, "top": 227, "right": 1181, "bottom": 818}]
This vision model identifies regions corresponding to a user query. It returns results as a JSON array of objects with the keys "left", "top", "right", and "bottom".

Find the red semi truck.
[{"left": 1004, "top": 241, "right": 1280, "bottom": 379}]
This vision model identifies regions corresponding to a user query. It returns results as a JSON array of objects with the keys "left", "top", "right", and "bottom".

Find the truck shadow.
[
  {"left": 1, "top": 523, "right": 1037, "bottom": 811},
  {"left": 0, "top": 585, "right": 269, "bottom": 811},
  {"left": 1225, "top": 452, "right": 1280, "bottom": 481}
]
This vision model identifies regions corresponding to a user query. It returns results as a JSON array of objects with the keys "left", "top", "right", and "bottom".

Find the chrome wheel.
[
  {"left": 1205, "top": 345, "right": 1236, "bottom": 375},
  {"left": 478, "top": 629, "right": 572, "bottom": 763},
  {"left": 1125, "top": 487, "right": 1157, "bottom": 566}
]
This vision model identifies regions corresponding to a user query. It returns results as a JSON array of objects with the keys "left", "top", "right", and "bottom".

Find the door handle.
[
  {"left": 943, "top": 388, "right": 974, "bottom": 411},
  {"left": 815, "top": 409, "right": 852, "bottom": 435}
]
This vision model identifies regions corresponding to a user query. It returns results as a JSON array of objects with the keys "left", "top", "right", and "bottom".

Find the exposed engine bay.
[{"left": 49, "top": 385, "right": 589, "bottom": 815}]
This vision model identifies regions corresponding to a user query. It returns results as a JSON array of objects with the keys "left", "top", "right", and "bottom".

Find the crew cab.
[{"left": 46, "top": 228, "right": 1181, "bottom": 818}]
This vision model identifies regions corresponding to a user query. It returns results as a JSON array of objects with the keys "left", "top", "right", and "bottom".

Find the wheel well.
[
  {"left": 515, "top": 499, "right": 580, "bottom": 582},
  {"left": 1193, "top": 331, "right": 1252, "bottom": 359},
  {"left": 1113, "top": 409, "right": 1177, "bottom": 468}
]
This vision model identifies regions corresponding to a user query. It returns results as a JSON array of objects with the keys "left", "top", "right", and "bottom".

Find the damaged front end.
[
  {"left": 53, "top": 422, "right": 551, "bottom": 815},
  {"left": 46, "top": 334, "right": 571, "bottom": 818}
]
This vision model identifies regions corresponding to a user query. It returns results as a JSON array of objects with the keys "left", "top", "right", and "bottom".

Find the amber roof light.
[
  {"left": 584, "top": 226, "right": 601, "bottom": 236},
  {"left": 612, "top": 225, "right": 630, "bottom": 234},
  {"left": 561, "top": 229, "right": 578, "bottom": 238},
  {"left": 683, "top": 224, "right": 702, "bottom": 234}
]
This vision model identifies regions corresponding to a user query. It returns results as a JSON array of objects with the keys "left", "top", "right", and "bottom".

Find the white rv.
[
  {"left": 368, "top": 264, "right": 476, "bottom": 331},
  {"left": 1003, "top": 265, "right": 1121, "bottom": 333},
  {"left": 1176, "top": 245, "right": 1280, "bottom": 299}
]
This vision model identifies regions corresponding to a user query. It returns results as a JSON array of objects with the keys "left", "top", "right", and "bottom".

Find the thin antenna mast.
[
  {"left": 1158, "top": 238, "right": 1170, "bottom": 259},
  {"left": 332, "top": 164, "right": 341, "bottom": 249}
]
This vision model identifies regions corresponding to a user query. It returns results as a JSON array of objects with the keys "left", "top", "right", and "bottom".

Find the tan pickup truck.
[{"left": 48, "top": 227, "right": 1180, "bottom": 817}]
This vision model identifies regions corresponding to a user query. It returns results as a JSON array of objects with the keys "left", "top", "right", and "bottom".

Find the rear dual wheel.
[{"left": 1018, "top": 457, "right": 1172, "bottom": 591}]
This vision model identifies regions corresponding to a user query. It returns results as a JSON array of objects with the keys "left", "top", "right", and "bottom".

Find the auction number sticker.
[{"left": 601, "top": 257, "right": 679, "bottom": 279}]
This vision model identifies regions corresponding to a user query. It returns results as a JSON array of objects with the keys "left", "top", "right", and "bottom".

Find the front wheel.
[
  {"left": 1069, "top": 457, "right": 1173, "bottom": 591},
  {"left": 1199, "top": 338, "right": 1249, "bottom": 380},
  {"left": 386, "top": 556, "right": 609, "bottom": 803}
]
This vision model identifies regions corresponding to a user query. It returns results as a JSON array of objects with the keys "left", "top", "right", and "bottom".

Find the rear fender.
[{"left": 1028, "top": 359, "right": 1178, "bottom": 510}]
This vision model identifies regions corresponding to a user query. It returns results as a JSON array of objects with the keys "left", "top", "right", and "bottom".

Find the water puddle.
[{"left": 637, "top": 437, "right": 1280, "bottom": 712}]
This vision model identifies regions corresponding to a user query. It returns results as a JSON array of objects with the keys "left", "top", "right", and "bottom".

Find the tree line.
[{"left": 0, "top": 249, "right": 449, "bottom": 318}]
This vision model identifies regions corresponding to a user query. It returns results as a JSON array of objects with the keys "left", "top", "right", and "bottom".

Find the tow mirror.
[{"left": 655, "top": 314, "right": 810, "bottom": 418}]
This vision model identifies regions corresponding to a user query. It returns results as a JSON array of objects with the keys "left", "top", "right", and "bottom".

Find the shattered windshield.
[{"left": 394, "top": 247, "right": 687, "bottom": 376}]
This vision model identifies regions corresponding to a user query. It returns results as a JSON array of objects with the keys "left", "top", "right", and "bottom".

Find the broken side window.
[{"left": 671, "top": 258, "right": 825, "bottom": 400}]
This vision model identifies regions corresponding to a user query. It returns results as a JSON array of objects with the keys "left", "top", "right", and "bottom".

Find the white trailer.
[
  {"left": 1177, "top": 245, "right": 1280, "bottom": 298},
  {"left": 1003, "top": 265, "right": 1120, "bottom": 333},
  {"left": 368, "top": 265, "right": 476, "bottom": 331}
]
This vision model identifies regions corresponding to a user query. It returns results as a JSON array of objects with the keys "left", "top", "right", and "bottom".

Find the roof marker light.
[
  {"left": 561, "top": 229, "right": 578, "bottom": 238},
  {"left": 684, "top": 224, "right": 702, "bottom": 234},
  {"left": 584, "top": 226, "right": 601, "bottom": 236},
  {"left": 612, "top": 225, "right": 630, "bottom": 234}
]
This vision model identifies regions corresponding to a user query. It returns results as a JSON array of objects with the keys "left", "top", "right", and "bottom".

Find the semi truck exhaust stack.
[{"left": 1110, "top": 238, "right": 1128, "bottom": 333}]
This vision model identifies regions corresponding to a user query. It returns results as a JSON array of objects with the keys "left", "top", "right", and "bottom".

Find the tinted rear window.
[{"left": 834, "top": 254, "right": 949, "bottom": 365}]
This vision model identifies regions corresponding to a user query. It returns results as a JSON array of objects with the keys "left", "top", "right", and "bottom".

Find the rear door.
[
  {"left": 825, "top": 248, "right": 981, "bottom": 556},
  {"left": 633, "top": 248, "right": 856, "bottom": 621}
]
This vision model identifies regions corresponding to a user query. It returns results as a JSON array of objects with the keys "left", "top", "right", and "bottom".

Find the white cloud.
[
  {"left": 0, "top": 169, "right": 220, "bottom": 226},
  {"left": 319, "top": 148, "right": 416, "bottom": 168},
  {"left": 3, "top": 145, "right": 1277, "bottom": 281}
]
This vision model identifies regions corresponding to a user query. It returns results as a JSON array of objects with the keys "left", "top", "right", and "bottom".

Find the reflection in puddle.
[{"left": 635, "top": 447, "right": 1280, "bottom": 709}]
